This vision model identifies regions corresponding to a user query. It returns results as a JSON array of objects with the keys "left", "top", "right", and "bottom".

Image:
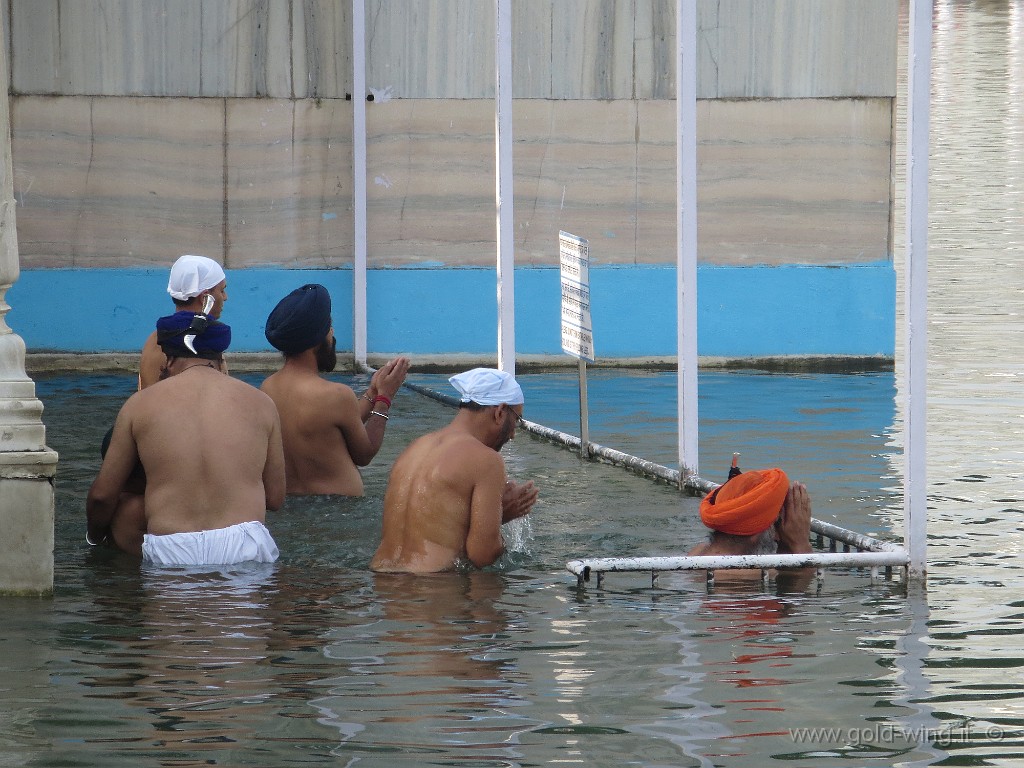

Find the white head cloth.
[
  {"left": 449, "top": 368, "right": 524, "bottom": 406},
  {"left": 167, "top": 254, "right": 226, "bottom": 301}
]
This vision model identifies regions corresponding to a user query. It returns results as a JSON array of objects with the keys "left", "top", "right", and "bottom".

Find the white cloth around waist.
[{"left": 142, "top": 520, "right": 279, "bottom": 566}]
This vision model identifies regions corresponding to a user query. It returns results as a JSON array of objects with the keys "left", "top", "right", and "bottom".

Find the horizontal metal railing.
[{"left": 566, "top": 550, "right": 910, "bottom": 589}]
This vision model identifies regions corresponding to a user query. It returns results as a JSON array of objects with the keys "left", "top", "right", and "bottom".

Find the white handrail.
[{"left": 567, "top": 551, "right": 909, "bottom": 579}]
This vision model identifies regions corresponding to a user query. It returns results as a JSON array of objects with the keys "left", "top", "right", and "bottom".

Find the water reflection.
[
  {"left": 312, "top": 572, "right": 535, "bottom": 765},
  {"left": 894, "top": 0, "right": 1024, "bottom": 757},
  {"left": 24, "top": 364, "right": 1022, "bottom": 768},
  {"left": 47, "top": 561, "right": 286, "bottom": 765}
]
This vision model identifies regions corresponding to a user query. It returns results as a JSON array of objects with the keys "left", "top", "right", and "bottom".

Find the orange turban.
[{"left": 699, "top": 468, "right": 790, "bottom": 536}]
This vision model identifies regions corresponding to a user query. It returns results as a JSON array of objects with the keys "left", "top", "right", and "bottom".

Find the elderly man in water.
[
  {"left": 688, "top": 467, "right": 813, "bottom": 581},
  {"left": 87, "top": 309, "right": 285, "bottom": 565},
  {"left": 371, "top": 368, "right": 539, "bottom": 574}
]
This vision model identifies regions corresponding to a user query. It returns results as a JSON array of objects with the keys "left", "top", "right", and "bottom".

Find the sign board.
[{"left": 559, "top": 231, "right": 595, "bottom": 362}]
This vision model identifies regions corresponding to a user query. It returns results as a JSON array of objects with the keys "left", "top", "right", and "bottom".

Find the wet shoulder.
[
  {"left": 431, "top": 430, "right": 502, "bottom": 473},
  {"left": 262, "top": 369, "right": 353, "bottom": 405}
]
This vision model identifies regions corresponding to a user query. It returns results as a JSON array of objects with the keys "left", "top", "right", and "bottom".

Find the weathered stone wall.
[{"left": 6, "top": 0, "right": 897, "bottom": 270}]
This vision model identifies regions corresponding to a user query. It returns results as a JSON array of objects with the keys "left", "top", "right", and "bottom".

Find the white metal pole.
[
  {"left": 904, "top": 0, "right": 931, "bottom": 580},
  {"left": 352, "top": 0, "right": 368, "bottom": 366},
  {"left": 676, "top": 0, "right": 699, "bottom": 477},
  {"left": 495, "top": 0, "right": 516, "bottom": 375}
]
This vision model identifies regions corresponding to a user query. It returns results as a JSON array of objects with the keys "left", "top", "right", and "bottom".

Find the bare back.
[
  {"left": 118, "top": 366, "right": 284, "bottom": 534},
  {"left": 371, "top": 426, "right": 507, "bottom": 573},
  {"left": 260, "top": 368, "right": 368, "bottom": 495}
]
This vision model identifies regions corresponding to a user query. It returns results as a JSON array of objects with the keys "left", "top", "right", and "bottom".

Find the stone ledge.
[
  {"left": 26, "top": 352, "right": 894, "bottom": 376},
  {"left": 0, "top": 449, "right": 59, "bottom": 478}
]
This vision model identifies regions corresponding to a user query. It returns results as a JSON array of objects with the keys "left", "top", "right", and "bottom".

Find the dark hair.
[{"left": 458, "top": 401, "right": 489, "bottom": 411}]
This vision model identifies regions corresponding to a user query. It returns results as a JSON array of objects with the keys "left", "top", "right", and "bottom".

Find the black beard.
[
  {"left": 316, "top": 336, "right": 337, "bottom": 373},
  {"left": 494, "top": 412, "right": 516, "bottom": 450}
]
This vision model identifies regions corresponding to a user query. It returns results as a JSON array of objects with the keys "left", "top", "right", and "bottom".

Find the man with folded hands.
[
  {"left": 689, "top": 467, "right": 814, "bottom": 586},
  {"left": 261, "top": 283, "right": 409, "bottom": 496},
  {"left": 371, "top": 368, "right": 539, "bottom": 574}
]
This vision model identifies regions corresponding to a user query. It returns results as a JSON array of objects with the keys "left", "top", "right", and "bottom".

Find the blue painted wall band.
[{"left": 8, "top": 264, "right": 894, "bottom": 357}]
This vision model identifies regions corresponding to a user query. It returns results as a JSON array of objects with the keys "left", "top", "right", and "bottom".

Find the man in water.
[
  {"left": 688, "top": 467, "right": 813, "bottom": 582},
  {"left": 87, "top": 309, "right": 285, "bottom": 565},
  {"left": 260, "top": 283, "right": 410, "bottom": 496},
  {"left": 371, "top": 367, "right": 539, "bottom": 573},
  {"left": 139, "top": 254, "right": 229, "bottom": 389}
]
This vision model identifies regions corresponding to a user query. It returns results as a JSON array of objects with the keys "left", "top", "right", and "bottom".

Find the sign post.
[{"left": 559, "top": 231, "right": 595, "bottom": 458}]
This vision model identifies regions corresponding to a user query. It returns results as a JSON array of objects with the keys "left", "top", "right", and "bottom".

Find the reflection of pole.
[
  {"left": 578, "top": 359, "right": 589, "bottom": 458},
  {"left": 892, "top": 586, "right": 944, "bottom": 765},
  {"left": 635, "top": 606, "right": 727, "bottom": 767},
  {"left": 904, "top": 0, "right": 931, "bottom": 580},
  {"left": 0, "top": 18, "right": 58, "bottom": 594}
]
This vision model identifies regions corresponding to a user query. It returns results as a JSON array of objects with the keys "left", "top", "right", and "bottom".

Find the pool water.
[{"left": 4, "top": 368, "right": 964, "bottom": 768}]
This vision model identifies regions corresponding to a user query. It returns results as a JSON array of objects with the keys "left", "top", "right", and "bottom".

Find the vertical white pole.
[
  {"left": 676, "top": 0, "right": 699, "bottom": 477},
  {"left": 352, "top": 0, "right": 368, "bottom": 366},
  {"left": 904, "top": 0, "right": 931, "bottom": 580},
  {"left": 495, "top": 0, "right": 516, "bottom": 375}
]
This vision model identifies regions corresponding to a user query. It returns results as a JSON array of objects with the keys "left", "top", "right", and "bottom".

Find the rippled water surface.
[
  {"left": 4, "top": 2, "right": 1024, "bottom": 766},
  {"left": 16, "top": 368, "right": 925, "bottom": 768}
]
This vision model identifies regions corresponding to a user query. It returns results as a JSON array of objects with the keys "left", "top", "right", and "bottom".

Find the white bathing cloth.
[
  {"left": 167, "top": 254, "right": 226, "bottom": 301},
  {"left": 449, "top": 368, "right": 524, "bottom": 406},
  {"left": 142, "top": 521, "right": 279, "bottom": 566}
]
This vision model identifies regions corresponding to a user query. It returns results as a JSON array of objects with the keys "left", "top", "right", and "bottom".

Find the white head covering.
[
  {"left": 167, "top": 254, "right": 226, "bottom": 301},
  {"left": 449, "top": 368, "right": 524, "bottom": 406}
]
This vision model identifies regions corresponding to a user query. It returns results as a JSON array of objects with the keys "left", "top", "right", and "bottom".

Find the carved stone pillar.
[{"left": 0, "top": 18, "right": 57, "bottom": 594}]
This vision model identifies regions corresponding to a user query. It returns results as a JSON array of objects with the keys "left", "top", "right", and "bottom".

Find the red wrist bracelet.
[{"left": 373, "top": 395, "right": 392, "bottom": 408}]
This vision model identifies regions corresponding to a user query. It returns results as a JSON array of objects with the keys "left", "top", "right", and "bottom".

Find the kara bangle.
[
  {"left": 370, "top": 410, "right": 390, "bottom": 420},
  {"left": 86, "top": 530, "right": 109, "bottom": 546}
]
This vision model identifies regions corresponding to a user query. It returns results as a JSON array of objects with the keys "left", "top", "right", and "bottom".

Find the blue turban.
[
  {"left": 265, "top": 284, "right": 332, "bottom": 355},
  {"left": 156, "top": 310, "right": 232, "bottom": 359}
]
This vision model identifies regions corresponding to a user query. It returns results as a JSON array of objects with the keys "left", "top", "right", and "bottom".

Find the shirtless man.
[
  {"left": 371, "top": 368, "right": 539, "bottom": 574},
  {"left": 260, "top": 283, "right": 410, "bottom": 495},
  {"left": 689, "top": 467, "right": 813, "bottom": 584},
  {"left": 87, "top": 311, "right": 285, "bottom": 566},
  {"left": 139, "top": 254, "right": 228, "bottom": 389}
]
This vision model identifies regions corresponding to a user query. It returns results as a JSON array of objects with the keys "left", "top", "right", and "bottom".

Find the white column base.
[{"left": 0, "top": 450, "right": 58, "bottom": 595}]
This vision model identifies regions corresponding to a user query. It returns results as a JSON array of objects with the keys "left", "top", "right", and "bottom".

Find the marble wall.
[
  {"left": 7, "top": 1, "right": 896, "bottom": 99},
  {"left": 12, "top": 93, "right": 891, "bottom": 268},
  {"left": 8, "top": 1, "right": 351, "bottom": 98},
  {"left": 365, "top": 96, "right": 892, "bottom": 267},
  {"left": 6, "top": 1, "right": 897, "bottom": 269}
]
